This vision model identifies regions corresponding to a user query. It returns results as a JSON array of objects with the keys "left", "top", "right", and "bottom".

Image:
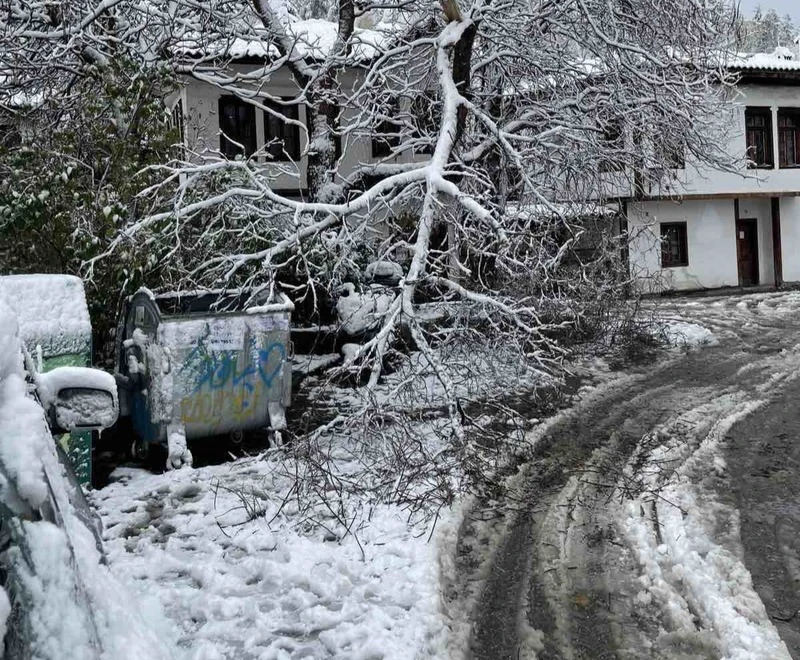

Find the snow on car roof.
[{"left": 0, "top": 274, "right": 91, "bottom": 357}]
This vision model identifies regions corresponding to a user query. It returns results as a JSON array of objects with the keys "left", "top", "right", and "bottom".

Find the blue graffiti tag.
[
  {"left": 182, "top": 335, "right": 286, "bottom": 394},
  {"left": 257, "top": 342, "right": 286, "bottom": 388}
]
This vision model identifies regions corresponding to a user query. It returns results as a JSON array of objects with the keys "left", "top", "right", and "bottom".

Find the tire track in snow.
[{"left": 466, "top": 291, "right": 800, "bottom": 660}]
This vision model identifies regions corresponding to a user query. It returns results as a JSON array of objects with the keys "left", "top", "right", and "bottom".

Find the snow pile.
[
  {"left": 92, "top": 459, "right": 458, "bottom": 660},
  {"left": 0, "top": 274, "right": 92, "bottom": 358},
  {"left": 364, "top": 260, "right": 403, "bottom": 284},
  {"left": 659, "top": 320, "right": 717, "bottom": 348},
  {"left": 335, "top": 283, "right": 394, "bottom": 336}
]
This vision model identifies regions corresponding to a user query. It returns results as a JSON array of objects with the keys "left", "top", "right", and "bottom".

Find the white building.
[
  {"left": 172, "top": 35, "right": 800, "bottom": 294},
  {"left": 170, "top": 20, "right": 420, "bottom": 199},
  {"left": 627, "top": 53, "right": 800, "bottom": 292}
]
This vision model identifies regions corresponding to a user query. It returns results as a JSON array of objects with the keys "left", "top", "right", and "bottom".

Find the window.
[
  {"left": 505, "top": 164, "right": 524, "bottom": 200},
  {"left": 599, "top": 119, "right": 625, "bottom": 172},
  {"left": 170, "top": 99, "right": 185, "bottom": 157},
  {"left": 219, "top": 96, "right": 256, "bottom": 159},
  {"left": 264, "top": 99, "right": 301, "bottom": 162},
  {"left": 659, "top": 137, "right": 685, "bottom": 170},
  {"left": 745, "top": 107, "right": 773, "bottom": 168},
  {"left": 778, "top": 108, "right": 800, "bottom": 168},
  {"left": 371, "top": 100, "right": 400, "bottom": 158},
  {"left": 660, "top": 222, "right": 688, "bottom": 268},
  {"left": 411, "top": 92, "right": 441, "bottom": 155}
]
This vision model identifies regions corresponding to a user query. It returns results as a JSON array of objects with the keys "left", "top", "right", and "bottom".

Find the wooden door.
[{"left": 736, "top": 218, "right": 759, "bottom": 287}]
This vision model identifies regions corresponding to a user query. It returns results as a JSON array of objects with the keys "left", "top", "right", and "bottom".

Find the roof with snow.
[
  {"left": 732, "top": 53, "right": 800, "bottom": 71},
  {"left": 728, "top": 48, "right": 800, "bottom": 81},
  {"left": 175, "top": 19, "right": 389, "bottom": 62},
  {"left": 0, "top": 274, "right": 91, "bottom": 358}
]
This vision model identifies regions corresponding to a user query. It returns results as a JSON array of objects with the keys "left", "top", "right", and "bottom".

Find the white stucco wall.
[
  {"left": 629, "top": 199, "right": 766, "bottom": 291},
  {"left": 628, "top": 196, "right": 800, "bottom": 292},
  {"left": 779, "top": 197, "right": 800, "bottom": 283},
  {"left": 175, "top": 65, "right": 411, "bottom": 195},
  {"left": 647, "top": 84, "right": 800, "bottom": 198}
]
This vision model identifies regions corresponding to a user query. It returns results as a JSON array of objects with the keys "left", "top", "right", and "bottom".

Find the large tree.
[{"left": 1, "top": 0, "right": 741, "bottom": 498}]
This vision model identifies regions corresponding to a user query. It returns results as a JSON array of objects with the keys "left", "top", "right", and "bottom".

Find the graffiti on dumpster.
[{"left": 178, "top": 336, "right": 286, "bottom": 427}]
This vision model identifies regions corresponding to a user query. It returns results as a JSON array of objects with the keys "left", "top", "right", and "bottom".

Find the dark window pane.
[
  {"left": 778, "top": 109, "right": 800, "bottom": 168},
  {"left": 219, "top": 97, "right": 256, "bottom": 159},
  {"left": 599, "top": 119, "right": 624, "bottom": 172},
  {"left": 745, "top": 107, "right": 773, "bottom": 168},
  {"left": 372, "top": 99, "right": 401, "bottom": 159},
  {"left": 411, "top": 92, "right": 441, "bottom": 155},
  {"left": 264, "top": 99, "right": 301, "bottom": 162},
  {"left": 660, "top": 222, "right": 688, "bottom": 268}
]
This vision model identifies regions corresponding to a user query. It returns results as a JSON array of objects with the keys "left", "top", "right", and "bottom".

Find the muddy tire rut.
[{"left": 461, "top": 294, "right": 800, "bottom": 660}]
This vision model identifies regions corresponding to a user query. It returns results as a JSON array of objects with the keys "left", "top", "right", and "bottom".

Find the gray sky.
[{"left": 738, "top": 0, "right": 799, "bottom": 22}]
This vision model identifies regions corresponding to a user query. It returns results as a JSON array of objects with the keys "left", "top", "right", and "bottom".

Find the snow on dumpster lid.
[
  {"left": 148, "top": 287, "right": 292, "bottom": 317},
  {"left": 0, "top": 274, "right": 92, "bottom": 358}
]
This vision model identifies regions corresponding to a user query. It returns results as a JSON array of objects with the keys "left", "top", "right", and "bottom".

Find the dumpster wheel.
[
  {"left": 130, "top": 439, "right": 149, "bottom": 461},
  {"left": 230, "top": 429, "right": 244, "bottom": 445}
]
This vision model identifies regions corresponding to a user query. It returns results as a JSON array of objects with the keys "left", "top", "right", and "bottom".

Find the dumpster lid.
[
  {"left": 139, "top": 287, "right": 293, "bottom": 318},
  {"left": 0, "top": 274, "right": 91, "bottom": 358}
]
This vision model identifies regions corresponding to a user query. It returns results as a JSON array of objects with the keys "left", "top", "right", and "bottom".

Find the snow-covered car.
[
  {"left": 0, "top": 274, "right": 97, "bottom": 486},
  {"left": 0, "top": 302, "right": 177, "bottom": 660}
]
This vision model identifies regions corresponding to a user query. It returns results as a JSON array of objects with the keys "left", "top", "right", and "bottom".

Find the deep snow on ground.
[
  {"left": 90, "top": 289, "right": 800, "bottom": 660},
  {"left": 90, "top": 337, "right": 552, "bottom": 659},
  {"left": 91, "top": 453, "right": 461, "bottom": 660}
]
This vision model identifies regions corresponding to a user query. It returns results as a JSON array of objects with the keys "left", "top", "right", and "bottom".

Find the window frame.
[
  {"left": 660, "top": 221, "right": 689, "bottom": 268},
  {"left": 744, "top": 106, "right": 774, "bottom": 169},
  {"left": 264, "top": 98, "right": 302, "bottom": 162},
  {"left": 411, "top": 92, "right": 441, "bottom": 156},
  {"left": 218, "top": 96, "right": 257, "bottom": 159},
  {"left": 777, "top": 107, "right": 800, "bottom": 169},
  {"left": 371, "top": 99, "right": 401, "bottom": 159},
  {"left": 599, "top": 119, "right": 625, "bottom": 173}
]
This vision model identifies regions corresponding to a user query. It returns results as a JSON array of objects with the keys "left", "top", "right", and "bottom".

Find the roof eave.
[{"left": 730, "top": 68, "right": 800, "bottom": 85}]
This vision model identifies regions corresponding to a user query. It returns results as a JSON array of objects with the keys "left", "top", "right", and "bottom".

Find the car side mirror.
[
  {"left": 37, "top": 367, "right": 119, "bottom": 434},
  {"left": 51, "top": 387, "right": 119, "bottom": 433}
]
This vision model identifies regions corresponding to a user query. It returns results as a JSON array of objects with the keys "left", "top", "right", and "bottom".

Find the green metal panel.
[{"left": 42, "top": 353, "right": 93, "bottom": 487}]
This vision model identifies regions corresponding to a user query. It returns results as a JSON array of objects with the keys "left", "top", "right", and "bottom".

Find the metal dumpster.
[
  {"left": 115, "top": 288, "right": 293, "bottom": 468},
  {"left": 0, "top": 274, "right": 95, "bottom": 486}
]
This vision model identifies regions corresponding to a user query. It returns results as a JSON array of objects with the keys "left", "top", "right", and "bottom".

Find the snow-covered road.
[{"left": 467, "top": 291, "right": 800, "bottom": 660}]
